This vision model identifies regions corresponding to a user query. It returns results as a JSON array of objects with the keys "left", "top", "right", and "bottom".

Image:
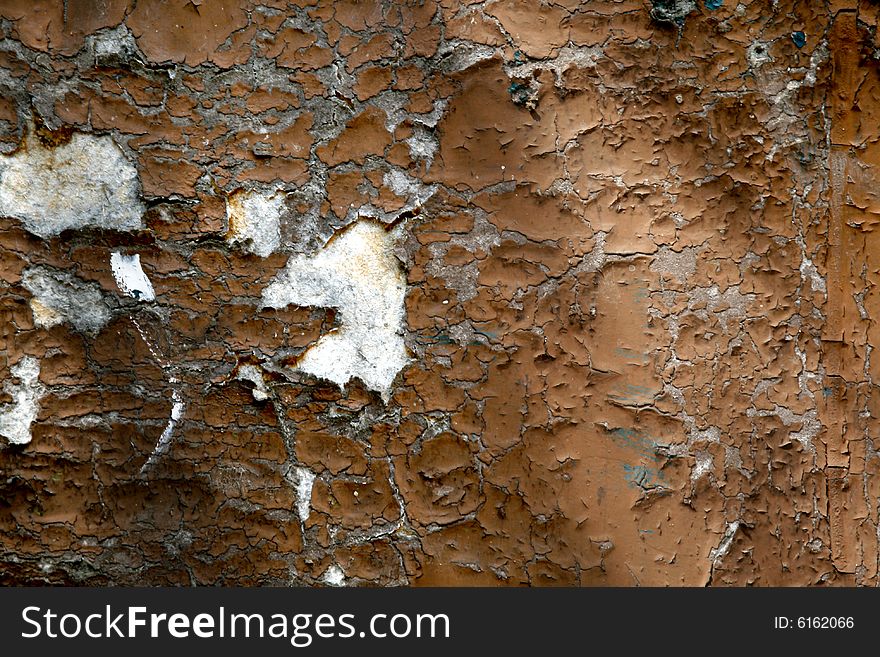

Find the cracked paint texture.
[{"left": 0, "top": 0, "right": 879, "bottom": 587}]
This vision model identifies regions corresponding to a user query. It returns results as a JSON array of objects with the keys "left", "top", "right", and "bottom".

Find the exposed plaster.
[
  {"left": 236, "top": 364, "right": 270, "bottom": 402},
  {"left": 320, "top": 564, "right": 346, "bottom": 587},
  {"left": 0, "top": 132, "right": 144, "bottom": 238},
  {"left": 225, "top": 188, "right": 286, "bottom": 258},
  {"left": 263, "top": 220, "right": 409, "bottom": 401},
  {"left": 21, "top": 266, "right": 111, "bottom": 334},
  {"left": 140, "top": 388, "right": 185, "bottom": 474},
  {"left": 0, "top": 357, "right": 44, "bottom": 446}
]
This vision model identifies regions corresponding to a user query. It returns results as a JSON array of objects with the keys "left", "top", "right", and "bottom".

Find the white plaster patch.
[
  {"left": 226, "top": 188, "right": 286, "bottom": 257},
  {"left": 22, "top": 266, "right": 111, "bottom": 334},
  {"left": 790, "top": 409, "right": 820, "bottom": 452},
  {"left": 0, "top": 132, "right": 144, "bottom": 238},
  {"left": 140, "top": 388, "right": 185, "bottom": 473},
  {"left": 691, "top": 449, "right": 714, "bottom": 483},
  {"left": 262, "top": 220, "right": 409, "bottom": 400},
  {"left": 29, "top": 300, "right": 63, "bottom": 329},
  {"left": 503, "top": 44, "right": 604, "bottom": 83},
  {"left": 799, "top": 255, "right": 826, "bottom": 293},
  {"left": 110, "top": 252, "right": 155, "bottom": 301},
  {"left": 686, "top": 284, "right": 755, "bottom": 331},
  {"left": 236, "top": 364, "right": 270, "bottom": 401},
  {"left": 578, "top": 231, "right": 606, "bottom": 274},
  {"left": 383, "top": 169, "right": 437, "bottom": 208},
  {"left": 320, "top": 564, "right": 346, "bottom": 587},
  {"left": 89, "top": 24, "right": 140, "bottom": 66},
  {"left": 709, "top": 521, "right": 741, "bottom": 564},
  {"left": 293, "top": 466, "right": 316, "bottom": 523},
  {"left": 438, "top": 41, "right": 496, "bottom": 73},
  {"left": 0, "top": 356, "right": 45, "bottom": 446}
]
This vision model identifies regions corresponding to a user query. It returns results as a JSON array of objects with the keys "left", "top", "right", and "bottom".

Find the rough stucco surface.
[{"left": 0, "top": 0, "right": 879, "bottom": 586}]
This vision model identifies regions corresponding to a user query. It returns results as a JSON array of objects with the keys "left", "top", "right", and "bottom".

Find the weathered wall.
[{"left": 0, "top": 0, "right": 878, "bottom": 586}]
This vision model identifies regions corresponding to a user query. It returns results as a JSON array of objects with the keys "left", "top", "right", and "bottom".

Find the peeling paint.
[{"left": 0, "top": 0, "right": 878, "bottom": 588}]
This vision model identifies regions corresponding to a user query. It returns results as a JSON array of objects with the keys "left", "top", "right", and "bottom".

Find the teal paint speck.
[
  {"left": 792, "top": 31, "right": 807, "bottom": 48},
  {"left": 705, "top": 0, "right": 723, "bottom": 9}
]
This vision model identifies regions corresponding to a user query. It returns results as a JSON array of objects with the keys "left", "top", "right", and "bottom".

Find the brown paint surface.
[{"left": 0, "top": 0, "right": 879, "bottom": 586}]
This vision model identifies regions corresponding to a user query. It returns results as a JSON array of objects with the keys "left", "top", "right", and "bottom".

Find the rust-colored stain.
[{"left": 0, "top": 0, "right": 879, "bottom": 586}]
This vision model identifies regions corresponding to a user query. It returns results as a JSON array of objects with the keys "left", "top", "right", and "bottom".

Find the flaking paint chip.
[{"left": 110, "top": 252, "right": 156, "bottom": 302}]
